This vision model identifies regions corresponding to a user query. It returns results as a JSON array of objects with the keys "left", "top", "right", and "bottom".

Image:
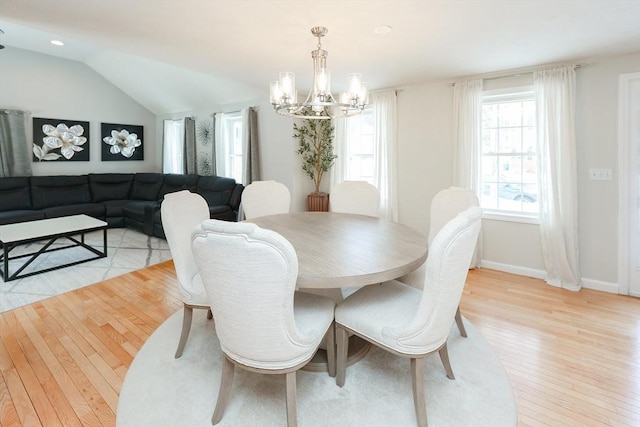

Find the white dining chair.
[
  {"left": 329, "top": 181, "right": 380, "bottom": 217},
  {"left": 191, "top": 219, "right": 336, "bottom": 427},
  {"left": 334, "top": 206, "right": 482, "bottom": 427},
  {"left": 400, "top": 186, "right": 480, "bottom": 337},
  {"left": 160, "top": 190, "right": 212, "bottom": 358},
  {"left": 239, "top": 180, "right": 291, "bottom": 219}
]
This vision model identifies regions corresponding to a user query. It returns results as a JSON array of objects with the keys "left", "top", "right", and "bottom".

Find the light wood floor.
[{"left": 1, "top": 262, "right": 638, "bottom": 426}]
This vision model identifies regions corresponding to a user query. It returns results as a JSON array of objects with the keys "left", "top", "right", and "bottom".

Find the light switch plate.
[{"left": 589, "top": 168, "right": 613, "bottom": 180}]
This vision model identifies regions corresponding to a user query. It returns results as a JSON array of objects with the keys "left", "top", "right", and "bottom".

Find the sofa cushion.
[
  {"left": 0, "top": 177, "right": 32, "bottom": 212},
  {"left": 196, "top": 176, "right": 236, "bottom": 206},
  {"left": 130, "top": 173, "right": 164, "bottom": 201},
  {"left": 0, "top": 210, "right": 45, "bottom": 225},
  {"left": 89, "top": 173, "right": 134, "bottom": 203},
  {"left": 158, "top": 174, "right": 199, "bottom": 199},
  {"left": 42, "top": 203, "right": 106, "bottom": 220},
  {"left": 30, "top": 175, "right": 91, "bottom": 209}
]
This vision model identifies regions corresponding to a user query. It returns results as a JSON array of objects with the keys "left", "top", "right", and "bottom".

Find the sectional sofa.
[{"left": 0, "top": 173, "right": 244, "bottom": 238}]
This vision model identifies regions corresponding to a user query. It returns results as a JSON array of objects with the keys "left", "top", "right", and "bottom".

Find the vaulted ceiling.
[{"left": 1, "top": 1, "right": 639, "bottom": 115}]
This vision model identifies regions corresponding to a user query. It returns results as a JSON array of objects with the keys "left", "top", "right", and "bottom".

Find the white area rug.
[
  {"left": 117, "top": 309, "right": 517, "bottom": 427},
  {"left": 0, "top": 228, "right": 171, "bottom": 312}
]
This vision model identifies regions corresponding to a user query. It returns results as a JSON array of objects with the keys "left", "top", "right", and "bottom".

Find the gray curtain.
[
  {"left": 184, "top": 117, "right": 197, "bottom": 174},
  {"left": 0, "top": 110, "right": 32, "bottom": 177},
  {"left": 242, "top": 107, "right": 260, "bottom": 184},
  {"left": 210, "top": 114, "right": 217, "bottom": 176}
]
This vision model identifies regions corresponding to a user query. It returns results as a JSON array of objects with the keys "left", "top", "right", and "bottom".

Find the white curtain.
[
  {"left": 452, "top": 79, "right": 483, "bottom": 267},
  {"left": 162, "top": 119, "right": 184, "bottom": 173},
  {"left": 331, "top": 90, "right": 398, "bottom": 221},
  {"left": 534, "top": 66, "right": 581, "bottom": 290},
  {"left": 214, "top": 112, "right": 229, "bottom": 178},
  {"left": 452, "top": 79, "right": 482, "bottom": 190}
]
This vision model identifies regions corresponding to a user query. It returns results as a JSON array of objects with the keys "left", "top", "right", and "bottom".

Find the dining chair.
[
  {"left": 191, "top": 219, "right": 336, "bottom": 427},
  {"left": 334, "top": 206, "right": 482, "bottom": 427},
  {"left": 400, "top": 186, "right": 480, "bottom": 337},
  {"left": 160, "top": 190, "right": 213, "bottom": 358},
  {"left": 239, "top": 180, "right": 291, "bottom": 219},
  {"left": 329, "top": 180, "right": 380, "bottom": 217}
]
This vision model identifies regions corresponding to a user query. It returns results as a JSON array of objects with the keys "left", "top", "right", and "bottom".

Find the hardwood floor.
[{"left": 1, "top": 262, "right": 638, "bottom": 426}]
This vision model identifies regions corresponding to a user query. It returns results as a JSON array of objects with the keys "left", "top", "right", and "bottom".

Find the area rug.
[
  {"left": 0, "top": 228, "right": 171, "bottom": 312},
  {"left": 117, "top": 309, "right": 517, "bottom": 427}
]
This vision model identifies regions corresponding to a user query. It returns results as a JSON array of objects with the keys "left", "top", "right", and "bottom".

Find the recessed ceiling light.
[
  {"left": 374, "top": 25, "right": 393, "bottom": 34},
  {"left": 50, "top": 40, "right": 64, "bottom": 46}
]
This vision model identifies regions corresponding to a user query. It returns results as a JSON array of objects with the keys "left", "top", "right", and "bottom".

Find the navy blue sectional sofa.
[{"left": 0, "top": 173, "right": 244, "bottom": 238}]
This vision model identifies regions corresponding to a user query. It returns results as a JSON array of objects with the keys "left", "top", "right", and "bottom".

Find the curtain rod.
[{"left": 452, "top": 62, "right": 588, "bottom": 86}]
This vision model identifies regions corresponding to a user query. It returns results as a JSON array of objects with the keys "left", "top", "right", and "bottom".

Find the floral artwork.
[
  {"left": 101, "top": 123, "right": 144, "bottom": 161},
  {"left": 32, "top": 118, "right": 90, "bottom": 161}
]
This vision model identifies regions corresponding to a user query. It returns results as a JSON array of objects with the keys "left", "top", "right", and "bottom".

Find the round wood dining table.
[
  {"left": 248, "top": 211, "right": 428, "bottom": 289},
  {"left": 247, "top": 211, "right": 428, "bottom": 371}
]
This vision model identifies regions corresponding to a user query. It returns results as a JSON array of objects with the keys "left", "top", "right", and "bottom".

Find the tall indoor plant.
[{"left": 293, "top": 118, "right": 337, "bottom": 211}]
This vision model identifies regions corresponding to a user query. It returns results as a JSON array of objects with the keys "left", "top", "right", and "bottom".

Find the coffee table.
[{"left": 0, "top": 214, "right": 108, "bottom": 282}]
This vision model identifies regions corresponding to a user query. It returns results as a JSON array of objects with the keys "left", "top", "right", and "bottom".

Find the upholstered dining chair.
[
  {"left": 191, "top": 219, "right": 336, "bottom": 427},
  {"left": 400, "top": 186, "right": 480, "bottom": 337},
  {"left": 239, "top": 180, "right": 291, "bottom": 219},
  {"left": 334, "top": 206, "right": 482, "bottom": 427},
  {"left": 329, "top": 180, "right": 380, "bottom": 217},
  {"left": 161, "top": 190, "right": 212, "bottom": 358}
]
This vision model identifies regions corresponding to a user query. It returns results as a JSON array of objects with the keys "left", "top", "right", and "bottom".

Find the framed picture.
[
  {"left": 32, "top": 117, "right": 90, "bottom": 162},
  {"left": 101, "top": 123, "right": 144, "bottom": 161}
]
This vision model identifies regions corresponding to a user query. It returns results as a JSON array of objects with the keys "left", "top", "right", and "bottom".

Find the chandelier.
[{"left": 270, "top": 27, "right": 368, "bottom": 120}]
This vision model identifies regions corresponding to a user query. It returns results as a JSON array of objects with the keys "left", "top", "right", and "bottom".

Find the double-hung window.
[
  {"left": 343, "top": 108, "right": 375, "bottom": 184},
  {"left": 480, "top": 88, "right": 539, "bottom": 218},
  {"left": 215, "top": 112, "right": 244, "bottom": 184},
  {"left": 162, "top": 119, "right": 184, "bottom": 174}
]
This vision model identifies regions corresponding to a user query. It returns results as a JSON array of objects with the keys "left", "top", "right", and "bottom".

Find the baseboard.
[{"left": 480, "top": 260, "right": 620, "bottom": 294}]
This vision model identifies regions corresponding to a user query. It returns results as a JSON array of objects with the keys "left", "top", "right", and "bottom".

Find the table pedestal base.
[{"left": 303, "top": 336, "right": 370, "bottom": 372}]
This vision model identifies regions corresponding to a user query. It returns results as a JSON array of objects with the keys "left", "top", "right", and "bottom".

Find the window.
[
  {"left": 343, "top": 108, "right": 375, "bottom": 184},
  {"left": 216, "top": 112, "right": 244, "bottom": 184},
  {"left": 480, "top": 88, "right": 539, "bottom": 216},
  {"left": 162, "top": 119, "right": 184, "bottom": 173}
]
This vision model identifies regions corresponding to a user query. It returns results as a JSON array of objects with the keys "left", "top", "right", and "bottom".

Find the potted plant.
[{"left": 293, "top": 118, "right": 337, "bottom": 211}]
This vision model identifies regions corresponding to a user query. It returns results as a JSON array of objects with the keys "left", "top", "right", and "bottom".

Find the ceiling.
[{"left": 1, "top": 1, "right": 639, "bottom": 115}]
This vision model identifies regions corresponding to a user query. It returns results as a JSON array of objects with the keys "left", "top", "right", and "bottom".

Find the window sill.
[{"left": 481, "top": 211, "right": 540, "bottom": 225}]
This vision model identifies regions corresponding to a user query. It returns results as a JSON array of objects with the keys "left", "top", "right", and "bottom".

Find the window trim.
[{"left": 479, "top": 85, "right": 540, "bottom": 222}]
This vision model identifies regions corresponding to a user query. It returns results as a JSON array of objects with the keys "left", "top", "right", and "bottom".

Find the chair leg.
[
  {"left": 175, "top": 305, "right": 194, "bottom": 358},
  {"left": 285, "top": 371, "right": 298, "bottom": 427},
  {"left": 411, "top": 358, "right": 428, "bottom": 427},
  {"left": 325, "top": 322, "right": 336, "bottom": 378},
  {"left": 212, "top": 356, "right": 235, "bottom": 425},
  {"left": 438, "top": 342, "right": 455, "bottom": 380},
  {"left": 335, "top": 326, "right": 349, "bottom": 387},
  {"left": 455, "top": 306, "right": 467, "bottom": 338}
]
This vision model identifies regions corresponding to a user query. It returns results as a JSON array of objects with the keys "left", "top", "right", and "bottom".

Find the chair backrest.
[
  {"left": 191, "top": 219, "right": 317, "bottom": 370},
  {"left": 388, "top": 206, "right": 482, "bottom": 353},
  {"left": 240, "top": 180, "right": 291, "bottom": 219},
  {"left": 428, "top": 187, "right": 479, "bottom": 245},
  {"left": 160, "top": 190, "right": 210, "bottom": 304},
  {"left": 329, "top": 181, "right": 380, "bottom": 217}
]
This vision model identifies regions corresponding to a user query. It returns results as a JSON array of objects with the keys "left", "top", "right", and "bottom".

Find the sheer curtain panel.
[
  {"left": 0, "top": 110, "right": 32, "bottom": 177},
  {"left": 242, "top": 107, "right": 261, "bottom": 184},
  {"left": 534, "top": 66, "right": 581, "bottom": 290},
  {"left": 452, "top": 80, "right": 483, "bottom": 267},
  {"left": 163, "top": 119, "right": 184, "bottom": 173}
]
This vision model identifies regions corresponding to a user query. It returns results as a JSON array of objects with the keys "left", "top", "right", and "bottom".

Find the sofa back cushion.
[
  {"left": 196, "top": 176, "right": 237, "bottom": 206},
  {"left": 158, "top": 174, "right": 199, "bottom": 199},
  {"left": 30, "top": 175, "right": 91, "bottom": 209},
  {"left": 89, "top": 173, "right": 134, "bottom": 202},
  {"left": 0, "top": 177, "right": 32, "bottom": 212},
  {"left": 130, "top": 173, "right": 164, "bottom": 201}
]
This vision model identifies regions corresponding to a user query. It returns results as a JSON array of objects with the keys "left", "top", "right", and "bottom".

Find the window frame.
[{"left": 479, "top": 86, "right": 540, "bottom": 224}]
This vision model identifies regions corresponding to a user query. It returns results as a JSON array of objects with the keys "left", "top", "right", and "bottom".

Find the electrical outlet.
[{"left": 589, "top": 168, "right": 613, "bottom": 180}]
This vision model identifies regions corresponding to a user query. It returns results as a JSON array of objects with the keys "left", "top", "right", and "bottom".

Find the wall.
[{"left": 0, "top": 47, "right": 158, "bottom": 175}]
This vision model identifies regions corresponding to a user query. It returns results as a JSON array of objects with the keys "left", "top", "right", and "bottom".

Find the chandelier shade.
[{"left": 270, "top": 27, "right": 368, "bottom": 119}]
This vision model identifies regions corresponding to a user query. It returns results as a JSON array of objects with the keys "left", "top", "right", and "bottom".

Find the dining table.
[{"left": 247, "top": 211, "right": 428, "bottom": 370}]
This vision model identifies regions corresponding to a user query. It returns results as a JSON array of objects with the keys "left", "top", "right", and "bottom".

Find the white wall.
[{"left": 0, "top": 47, "right": 158, "bottom": 175}]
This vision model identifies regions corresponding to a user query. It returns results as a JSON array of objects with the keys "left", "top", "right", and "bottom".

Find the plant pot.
[{"left": 307, "top": 192, "right": 329, "bottom": 212}]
